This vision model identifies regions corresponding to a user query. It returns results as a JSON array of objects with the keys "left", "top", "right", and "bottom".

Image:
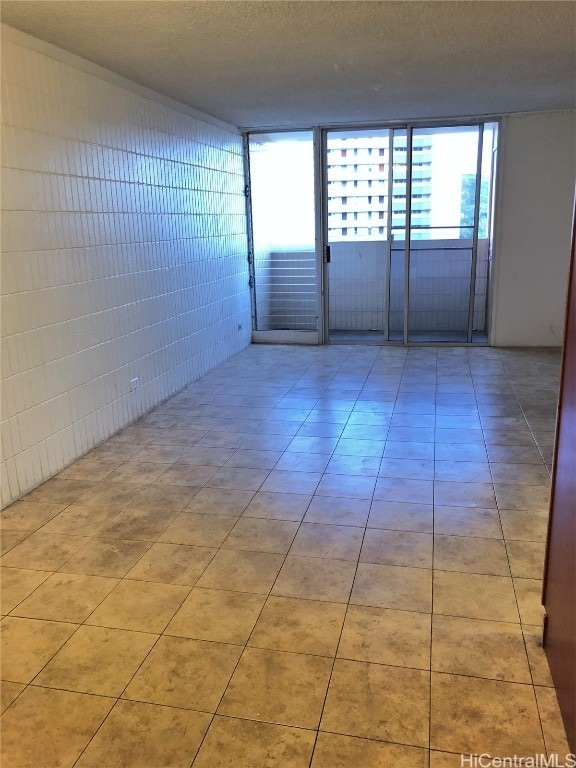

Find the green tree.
[{"left": 460, "top": 174, "right": 489, "bottom": 239}]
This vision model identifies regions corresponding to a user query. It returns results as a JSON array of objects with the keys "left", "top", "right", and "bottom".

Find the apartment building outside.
[{"left": 326, "top": 133, "right": 433, "bottom": 241}]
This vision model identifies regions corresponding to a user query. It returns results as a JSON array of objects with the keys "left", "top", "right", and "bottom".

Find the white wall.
[
  {"left": 492, "top": 111, "right": 575, "bottom": 346},
  {"left": 0, "top": 26, "right": 252, "bottom": 506}
]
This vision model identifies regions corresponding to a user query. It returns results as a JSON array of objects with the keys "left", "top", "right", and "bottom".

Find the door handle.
[{"left": 324, "top": 245, "right": 331, "bottom": 264}]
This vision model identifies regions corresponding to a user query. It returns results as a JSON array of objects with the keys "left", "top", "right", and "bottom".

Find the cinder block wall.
[{"left": 0, "top": 26, "right": 252, "bottom": 506}]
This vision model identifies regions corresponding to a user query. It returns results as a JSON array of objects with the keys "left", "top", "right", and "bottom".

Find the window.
[
  {"left": 341, "top": 149, "right": 347, "bottom": 157},
  {"left": 247, "top": 129, "right": 316, "bottom": 332},
  {"left": 379, "top": 211, "right": 385, "bottom": 220},
  {"left": 326, "top": 127, "right": 392, "bottom": 243},
  {"left": 379, "top": 195, "right": 385, "bottom": 203}
]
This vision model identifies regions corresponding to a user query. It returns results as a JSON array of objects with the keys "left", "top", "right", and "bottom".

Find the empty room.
[{"left": 1, "top": 1, "right": 575, "bottom": 766}]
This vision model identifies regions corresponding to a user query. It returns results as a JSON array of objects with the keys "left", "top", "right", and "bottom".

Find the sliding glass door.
[
  {"left": 388, "top": 123, "right": 498, "bottom": 343},
  {"left": 324, "top": 128, "right": 392, "bottom": 343},
  {"left": 245, "top": 120, "right": 498, "bottom": 345}
]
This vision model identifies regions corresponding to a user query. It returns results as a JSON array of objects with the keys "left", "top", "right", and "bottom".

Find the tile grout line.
[
  {"left": 191, "top": 347, "right": 369, "bottom": 766},
  {"left": 1, "top": 345, "right": 565, "bottom": 762},
  {"left": 491, "top": 350, "right": 550, "bottom": 757},
  {"left": 428, "top": 346, "right": 439, "bottom": 757},
  {"left": 304, "top": 346, "right": 393, "bottom": 767}
]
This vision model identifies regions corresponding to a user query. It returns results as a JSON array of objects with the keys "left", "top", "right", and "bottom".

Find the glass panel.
[
  {"left": 326, "top": 129, "right": 390, "bottom": 342},
  {"left": 388, "top": 129, "right": 407, "bottom": 340},
  {"left": 407, "top": 125, "right": 481, "bottom": 342},
  {"left": 472, "top": 122, "right": 499, "bottom": 342},
  {"left": 248, "top": 132, "right": 316, "bottom": 331}
]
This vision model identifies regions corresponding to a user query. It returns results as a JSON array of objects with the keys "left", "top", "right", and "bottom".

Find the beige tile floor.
[{"left": 0, "top": 344, "right": 571, "bottom": 767}]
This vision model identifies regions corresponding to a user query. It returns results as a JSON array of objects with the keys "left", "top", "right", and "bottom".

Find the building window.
[
  {"left": 379, "top": 148, "right": 385, "bottom": 156},
  {"left": 341, "top": 149, "right": 347, "bottom": 157},
  {"left": 342, "top": 227, "right": 347, "bottom": 235},
  {"left": 379, "top": 164, "right": 385, "bottom": 172},
  {"left": 379, "top": 211, "right": 385, "bottom": 220},
  {"left": 379, "top": 195, "right": 385, "bottom": 203},
  {"left": 342, "top": 197, "right": 347, "bottom": 204},
  {"left": 342, "top": 212, "right": 348, "bottom": 221}
]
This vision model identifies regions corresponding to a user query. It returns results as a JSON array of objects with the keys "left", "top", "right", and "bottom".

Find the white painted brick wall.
[{"left": 0, "top": 27, "right": 252, "bottom": 506}]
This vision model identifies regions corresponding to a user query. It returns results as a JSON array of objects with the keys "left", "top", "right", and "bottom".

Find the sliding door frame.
[
  {"left": 243, "top": 115, "right": 500, "bottom": 347},
  {"left": 466, "top": 123, "right": 485, "bottom": 343},
  {"left": 244, "top": 128, "right": 320, "bottom": 344},
  {"left": 320, "top": 126, "right": 394, "bottom": 344},
  {"left": 242, "top": 133, "right": 258, "bottom": 332},
  {"left": 402, "top": 121, "right": 487, "bottom": 344},
  {"left": 403, "top": 126, "right": 414, "bottom": 345},
  {"left": 315, "top": 127, "right": 329, "bottom": 344}
]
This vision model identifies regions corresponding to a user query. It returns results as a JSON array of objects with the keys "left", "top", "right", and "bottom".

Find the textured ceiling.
[{"left": 1, "top": 1, "right": 575, "bottom": 129}]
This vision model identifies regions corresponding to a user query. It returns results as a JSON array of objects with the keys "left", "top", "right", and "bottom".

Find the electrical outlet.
[{"left": 130, "top": 377, "right": 139, "bottom": 391}]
